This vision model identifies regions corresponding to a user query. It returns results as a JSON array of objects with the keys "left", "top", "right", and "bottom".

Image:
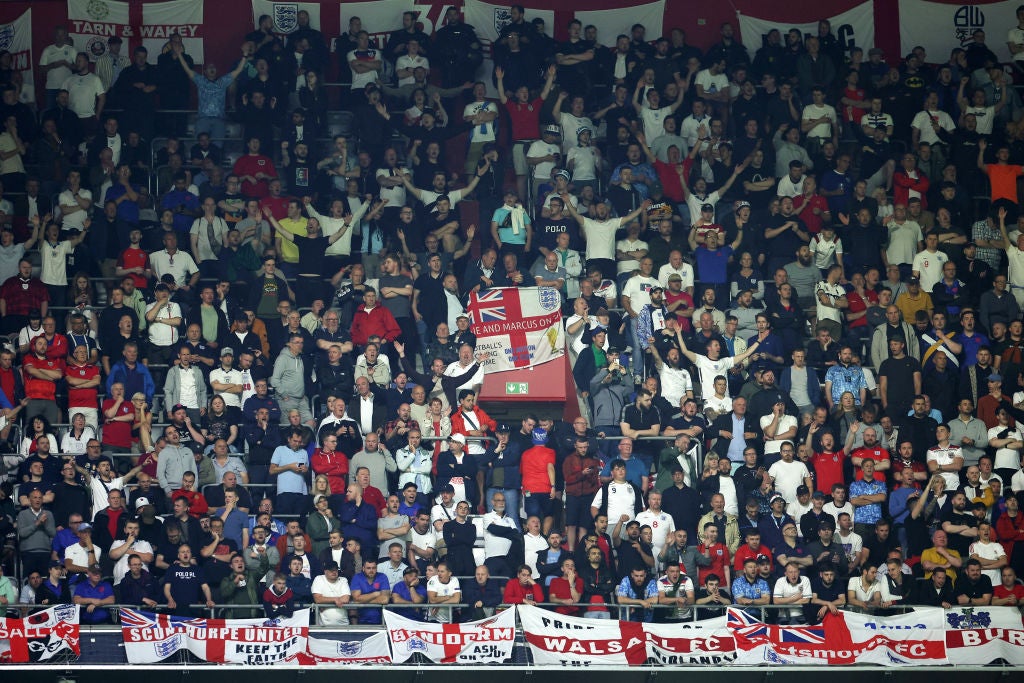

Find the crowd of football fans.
[{"left": 2, "top": 4, "right": 1024, "bottom": 626}]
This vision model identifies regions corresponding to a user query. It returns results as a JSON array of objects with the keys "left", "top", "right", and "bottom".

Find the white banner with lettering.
[
  {"left": 899, "top": 0, "right": 1019, "bottom": 64},
  {"left": 737, "top": 2, "right": 875, "bottom": 62},
  {"left": 67, "top": 0, "right": 204, "bottom": 63},
  {"left": 251, "top": 0, "right": 321, "bottom": 34},
  {"left": 0, "top": 10, "right": 34, "bottom": 105},
  {"left": 575, "top": 1, "right": 665, "bottom": 48},
  {"left": 384, "top": 608, "right": 516, "bottom": 663},
  {"left": 467, "top": 286, "right": 565, "bottom": 372},
  {"left": 519, "top": 605, "right": 736, "bottom": 666}
]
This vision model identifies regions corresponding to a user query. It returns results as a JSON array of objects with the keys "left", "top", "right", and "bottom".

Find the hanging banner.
[
  {"left": 297, "top": 631, "right": 393, "bottom": 664},
  {"left": 466, "top": 286, "right": 565, "bottom": 373},
  {"left": 0, "top": 605, "right": 80, "bottom": 663},
  {"left": 728, "top": 607, "right": 947, "bottom": 666},
  {"left": 336, "top": 1, "right": 413, "bottom": 49},
  {"left": 575, "top": 1, "right": 666, "bottom": 48},
  {"left": 0, "top": 9, "right": 34, "bottom": 105},
  {"left": 67, "top": 0, "right": 205, "bottom": 63},
  {"left": 462, "top": 0, "right": 555, "bottom": 91},
  {"left": 737, "top": 2, "right": 875, "bottom": 62},
  {"left": 518, "top": 605, "right": 735, "bottom": 666},
  {"left": 944, "top": 606, "right": 1024, "bottom": 666},
  {"left": 899, "top": 0, "right": 1018, "bottom": 64},
  {"left": 251, "top": 0, "right": 321, "bottom": 34},
  {"left": 384, "top": 608, "right": 516, "bottom": 664},
  {"left": 120, "top": 609, "right": 309, "bottom": 664}
]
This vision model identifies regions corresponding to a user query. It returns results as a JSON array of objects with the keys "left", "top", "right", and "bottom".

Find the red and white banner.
[
  {"left": 463, "top": 0, "right": 555, "bottom": 92},
  {"left": 737, "top": 2, "right": 875, "bottom": 62},
  {"left": 120, "top": 609, "right": 309, "bottom": 664},
  {"left": 728, "top": 607, "right": 947, "bottom": 666},
  {"left": 899, "top": 0, "right": 1018, "bottom": 64},
  {"left": 68, "top": 0, "right": 205, "bottom": 63},
  {"left": 297, "top": 631, "right": 393, "bottom": 665},
  {"left": 251, "top": 0, "right": 321, "bottom": 34},
  {"left": 384, "top": 608, "right": 516, "bottom": 664},
  {"left": 576, "top": 1, "right": 665, "bottom": 48},
  {"left": 0, "top": 10, "right": 34, "bottom": 105},
  {"left": 0, "top": 605, "right": 80, "bottom": 663},
  {"left": 943, "top": 606, "right": 1024, "bottom": 666},
  {"left": 467, "top": 287, "right": 565, "bottom": 372},
  {"left": 519, "top": 605, "right": 736, "bottom": 666}
]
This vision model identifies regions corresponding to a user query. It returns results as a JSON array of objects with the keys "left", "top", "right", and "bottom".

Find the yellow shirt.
[
  {"left": 920, "top": 546, "right": 960, "bottom": 582},
  {"left": 277, "top": 217, "right": 307, "bottom": 263},
  {"left": 895, "top": 290, "right": 932, "bottom": 326}
]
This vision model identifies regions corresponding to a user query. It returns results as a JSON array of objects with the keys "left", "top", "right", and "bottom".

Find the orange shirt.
[{"left": 986, "top": 163, "right": 1023, "bottom": 203}]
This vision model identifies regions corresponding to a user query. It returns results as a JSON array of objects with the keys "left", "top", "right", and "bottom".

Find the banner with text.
[
  {"left": 899, "top": 0, "right": 1018, "bottom": 64},
  {"left": 728, "top": 607, "right": 947, "bottom": 666},
  {"left": 297, "top": 631, "right": 393, "bottom": 665},
  {"left": 575, "top": 1, "right": 665, "bottom": 49},
  {"left": 943, "top": 606, "right": 1024, "bottom": 666},
  {"left": 251, "top": 0, "right": 321, "bottom": 34},
  {"left": 519, "top": 605, "right": 735, "bottom": 666},
  {"left": 120, "top": 609, "right": 308, "bottom": 664},
  {"left": 737, "top": 2, "right": 875, "bottom": 62},
  {"left": 466, "top": 286, "right": 565, "bottom": 372},
  {"left": 463, "top": 0, "right": 555, "bottom": 91},
  {"left": 0, "top": 10, "right": 34, "bottom": 105},
  {"left": 68, "top": 0, "right": 205, "bottom": 63},
  {"left": 0, "top": 605, "right": 80, "bottom": 663},
  {"left": 384, "top": 608, "right": 516, "bottom": 663}
]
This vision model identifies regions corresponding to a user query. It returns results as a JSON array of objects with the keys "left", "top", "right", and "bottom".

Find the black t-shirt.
[
  {"left": 940, "top": 509, "right": 978, "bottom": 556},
  {"left": 953, "top": 574, "right": 993, "bottom": 601},
  {"left": 536, "top": 216, "right": 579, "bottom": 252}
]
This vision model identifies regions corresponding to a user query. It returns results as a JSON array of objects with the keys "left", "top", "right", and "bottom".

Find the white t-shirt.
[
  {"left": 581, "top": 217, "right": 619, "bottom": 260},
  {"left": 558, "top": 112, "right": 592, "bottom": 153},
  {"left": 190, "top": 217, "right": 230, "bottom": 263},
  {"left": 146, "top": 300, "right": 182, "bottom": 348},
  {"left": 965, "top": 105, "right": 998, "bottom": 136},
  {"left": 886, "top": 221, "right": 923, "bottom": 266},
  {"left": 111, "top": 539, "right": 153, "bottom": 585},
  {"left": 695, "top": 69, "right": 728, "bottom": 99},
  {"left": 636, "top": 509, "right": 675, "bottom": 561},
  {"left": 640, "top": 106, "right": 675, "bottom": 144},
  {"left": 482, "top": 511, "right": 517, "bottom": 558},
  {"left": 767, "top": 458, "right": 810, "bottom": 502},
  {"left": 927, "top": 445, "right": 963, "bottom": 491},
  {"left": 809, "top": 235, "right": 842, "bottom": 270},
  {"left": 802, "top": 103, "right": 838, "bottom": 139},
  {"left": 463, "top": 100, "right": 498, "bottom": 142},
  {"left": 911, "top": 110, "right": 955, "bottom": 145},
  {"left": 814, "top": 281, "right": 846, "bottom": 325},
  {"left": 41, "top": 43, "right": 76, "bottom": 90},
  {"left": 524, "top": 533, "right": 547, "bottom": 578},
  {"left": 622, "top": 274, "right": 659, "bottom": 311},
  {"left": 685, "top": 191, "right": 721, "bottom": 224},
  {"left": 526, "top": 139, "right": 559, "bottom": 181},
  {"left": 426, "top": 575, "right": 460, "bottom": 623},
  {"left": 150, "top": 249, "right": 199, "bottom": 287},
  {"left": 773, "top": 575, "right": 812, "bottom": 617},
  {"left": 65, "top": 542, "right": 102, "bottom": 570},
  {"left": 395, "top": 55, "right": 429, "bottom": 87},
  {"left": 760, "top": 414, "right": 799, "bottom": 455},
  {"left": 39, "top": 240, "right": 73, "bottom": 286},
  {"left": 566, "top": 145, "right": 598, "bottom": 181},
  {"left": 1010, "top": 27, "right": 1024, "bottom": 62},
  {"left": 911, "top": 249, "right": 948, "bottom": 292},
  {"left": 615, "top": 238, "right": 648, "bottom": 274},
  {"left": 63, "top": 73, "right": 105, "bottom": 118},
  {"left": 660, "top": 366, "right": 693, "bottom": 408},
  {"left": 209, "top": 368, "right": 244, "bottom": 408},
  {"left": 59, "top": 188, "right": 93, "bottom": 231},
  {"left": 968, "top": 539, "right": 1006, "bottom": 585},
  {"left": 846, "top": 576, "right": 882, "bottom": 603},
  {"left": 590, "top": 481, "right": 638, "bottom": 527},
  {"left": 693, "top": 355, "right": 736, "bottom": 400},
  {"left": 657, "top": 573, "right": 695, "bottom": 619},
  {"left": 658, "top": 262, "right": 694, "bottom": 289},
  {"left": 988, "top": 424, "right": 1023, "bottom": 470},
  {"left": 311, "top": 574, "right": 351, "bottom": 624},
  {"left": 836, "top": 530, "right": 864, "bottom": 566},
  {"left": 347, "top": 49, "right": 380, "bottom": 90}
]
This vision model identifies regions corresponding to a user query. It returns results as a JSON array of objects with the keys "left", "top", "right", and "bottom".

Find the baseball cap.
[
  {"left": 812, "top": 490, "right": 826, "bottom": 499},
  {"left": 606, "top": 346, "right": 621, "bottom": 355},
  {"left": 323, "top": 560, "right": 340, "bottom": 571},
  {"left": 77, "top": 522, "right": 92, "bottom": 532},
  {"left": 734, "top": 200, "right": 750, "bottom": 211},
  {"left": 135, "top": 497, "right": 151, "bottom": 510},
  {"left": 756, "top": 554, "right": 771, "bottom": 564},
  {"left": 989, "top": 373, "right": 1003, "bottom": 382},
  {"left": 769, "top": 493, "right": 786, "bottom": 505},
  {"left": 439, "top": 484, "right": 456, "bottom": 494},
  {"left": 544, "top": 124, "right": 561, "bottom": 136},
  {"left": 402, "top": 482, "right": 418, "bottom": 491},
  {"left": 220, "top": 347, "right": 234, "bottom": 357},
  {"left": 49, "top": 560, "right": 64, "bottom": 569},
  {"left": 908, "top": 276, "right": 920, "bottom": 285},
  {"left": 796, "top": 485, "right": 810, "bottom": 496},
  {"left": 555, "top": 169, "right": 571, "bottom": 181},
  {"left": 496, "top": 422, "right": 512, "bottom": 433},
  {"left": 531, "top": 428, "right": 548, "bottom": 445},
  {"left": 448, "top": 433, "right": 467, "bottom": 444},
  {"left": 701, "top": 203, "right": 714, "bottom": 212},
  {"left": 87, "top": 563, "right": 103, "bottom": 574},
  {"left": 171, "top": 403, "right": 188, "bottom": 413},
  {"left": 576, "top": 126, "right": 592, "bottom": 138}
]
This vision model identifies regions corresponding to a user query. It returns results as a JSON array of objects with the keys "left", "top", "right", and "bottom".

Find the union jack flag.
[
  {"left": 469, "top": 289, "right": 506, "bottom": 323},
  {"left": 727, "top": 608, "right": 826, "bottom": 644},
  {"left": 119, "top": 609, "right": 210, "bottom": 630}
]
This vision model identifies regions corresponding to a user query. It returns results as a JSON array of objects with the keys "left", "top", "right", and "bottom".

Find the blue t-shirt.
[
  {"left": 600, "top": 457, "right": 647, "bottom": 490},
  {"left": 694, "top": 246, "right": 733, "bottom": 284},
  {"left": 75, "top": 580, "right": 114, "bottom": 623},
  {"left": 270, "top": 446, "right": 309, "bottom": 495},
  {"left": 491, "top": 206, "right": 531, "bottom": 246},
  {"left": 390, "top": 581, "right": 427, "bottom": 619},
  {"left": 350, "top": 572, "right": 390, "bottom": 624}
]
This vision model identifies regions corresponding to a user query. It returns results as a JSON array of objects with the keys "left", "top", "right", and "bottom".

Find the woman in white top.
[
  {"left": 61, "top": 412, "right": 97, "bottom": 455},
  {"left": 846, "top": 564, "right": 883, "bottom": 610}
]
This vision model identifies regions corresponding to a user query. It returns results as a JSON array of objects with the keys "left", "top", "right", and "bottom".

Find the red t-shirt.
[
  {"left": 504, "top": 97, "right": 543, "bottom": 141},
  {"left": 233, "top": 154, "right": 276, "bottom": 198},
  {"left": 812, "top": 449, "right": 846, "bottom": 494},
  {"left": 665, "top": 290, "right": 695, "bottom": 332},
  {"left": 520, "top": 445, "right": 557, "bottom": 494},
  {"left": 22, "top": 355, "right": 62, "bottom": 400},
  {"left": 653, "top": 159, "right": 685, "bottom": 202},
  {"left": 851, "top": 445, "right": 889, "bottom": 479},
  {"left": 66, "top": 362, "right": 100, "bottom": 408},
  {"left": 44, "top": 334, "right": 68, "bottom": 361},
  {"left": 259, "top": 195, "right": 290, "bottom": 221},
  {"left": 548, "top": 576, "right": 584, "bottom": 614},
  {"left": 733, "top": 543, "right": 773, "bottom": 572},
  {"left": 986, "top": 163, "right": 1023, "bottom": 203},
  {"left": 846, "top": 290, "right": 878, "bottom": 329},
  {"left": 793, "top": 194, "right": 830, "bottom": 234},
  {"left": 117, "top": 247, "right": 150, "bottom": 289},
  {"left": 993, "top": 583, "right": 1024, "bottom": 603},
  {"left": 101, "top": 397, "right": 134, "bottom": 448},
  {"left": 698, "top": 542, "right": 730, "bottom": 584}
]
